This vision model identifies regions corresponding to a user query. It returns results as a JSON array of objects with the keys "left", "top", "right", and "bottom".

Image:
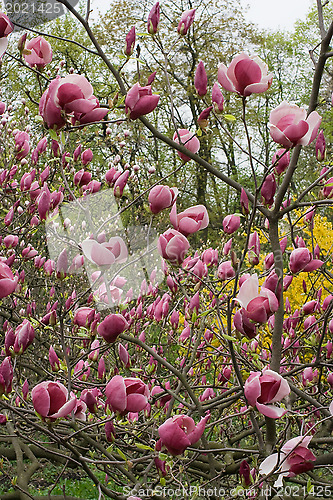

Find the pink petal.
[
  {"left": 217, "top": 63, "right": 236, "bottom": 92},
  {"left": 303, "top": 259, "right": 323, "bottom": 272},
  {"left": 259, "top": 453, "right": 279, "bottom": 475},
  {"left": 256, "top": 402, "right": 287, "bottom": 419},
  {"left": 269, "top": 124, "right": 293, "bottom": 148},
  {"left": 51, "top": 397, "right": 77, "bottom": 419},
  {"left": 32, "top": 384, "right": 50, "bottom": 417},
  {"left": 126, "top": 393, "right": 148, "bottom": 412}
]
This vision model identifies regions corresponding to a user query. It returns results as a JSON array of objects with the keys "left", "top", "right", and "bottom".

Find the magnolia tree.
[{"left": 1, "top": 1, "right": 333, "bottom": 499}]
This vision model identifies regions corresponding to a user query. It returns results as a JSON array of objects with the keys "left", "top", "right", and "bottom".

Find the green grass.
[{"left": 0, "top": 464, "right": 115, "bottom": 499}]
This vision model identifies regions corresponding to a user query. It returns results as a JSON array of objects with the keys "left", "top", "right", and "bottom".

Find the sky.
[{"left": 90, "top": 0, "right": 314, "bottom": 31}]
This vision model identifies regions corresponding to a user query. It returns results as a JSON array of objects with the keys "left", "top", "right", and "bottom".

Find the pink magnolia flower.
[
  {"left": 113, "top": 170, "right": 129, "bottom": 197},
  {"left": 81, "top": 236, "right": 128, "bottom": 269},
  {"left": 173, "top": 129, "right": 200, "bottom": 162},
  {"left": 269, "top": 101, "right": 321, "bottom": 148},
  {"left": 158, "top": 414, "right": 209, "bottom": 455},
  {"left": 177, "top": 8, "right": 195, "bottom": 35},
  {"left": 289, "top": 247, "right": 323, "bottom": 274},
  {"left": 148, "top": 185, "right": 178, "bottom": 214},
  {"left": 23, "top": 36, "right": 53, "bottom": 70},
  {"left": 81, "top": 148, "right": 93, "bottom": 166},
  {"left": 244, "top": 369, "right": 290, "bottom": 419},
  {"left": 73, "top": 307, "right": 97, "bottom": 329},
  {"left": 147, "top": 2, "right": 160, "bottom": 34},
  {"left": 6, "top": 319, "right": 35, "bottom": 356},
  {"left": 157, "top": 228, "right": 190, "bottom": 265},
  {"left": 32, "top": 381, "right": 77, "bottom": 421},
  {"left": 218, "top": 52, "right": 273, "bottom": 97},
  {"left": 125, "top": 83, "right": 160, "bottom": 120},
  {"left": 235, "top": 274, "right": 279, "bottom": 324},
  {"left": 105, "top": 375, "right": 150, "bottom": 415},
  {"left": 223, "top": 214, "right": 240, "bottom": 234},
  {"left": 39, "top": 74, "right": 108, "bottom": 130},
  {"left": 259, "top": 436, "right": 316, "bottom": 487},
  {"left": 0, "top": 261, "right": 18, "bottom": 299},
  {"left": 97, "top": 313, "right": 129, "bottom": 344},
  {"left": 217, "top": 261, "right": 235, "bottom": 281},
  {"left": 170, "top": 203, "right": 209, "bottom": 236},
  {"left": 0, "top": 12, "right": 14, "bottom": 57},
  {"left": 74, "top": 169, "right": 92, "bottom": 187}
]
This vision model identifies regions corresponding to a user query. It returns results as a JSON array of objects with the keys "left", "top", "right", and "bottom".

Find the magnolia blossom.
[
  {"left": 244, "top": 369, "right": 290, "bottom": 418},
  {"left": 148, "top": 185, "right": 178, "bottom": 214},
  {"left": 81, "top": 236, "right": 128, "bottom": 269},
  {"left": 0, "top": 12, "right": 14, "bottom": 58},
  {"left": 218, "top": 52, "right": 272, "bottom": 97},
  {"left": 97, "top": 313, "right": 129, "bottom": 344},
  {"left": 289, "top": 247, "right": 323, "bottom": 274},
  {"left": 157, "top": 228, "right": 190, "bottom": 265},
  {"left": 235, "top": 274, "right": 279, "bottom": 324},
  {"left": 259, "top": 436, "right": 316, "bottom": 487},
  {"left": 173, "top": 129, "right": 200, "bottom": 162},
  {"left": 24, "top": 36, "right": 53, "bottom": 69},
  {"left": 0, "top": 261, "right": 18, "bottom": 299},
  {"left": 269, "top": 101, "right": 321, "bottom": 148},
  {"left": 125, "top": 83, "right": 159, "bottom": 120},
  {"left": 147, "top": 2, "right": 160, "bottom": 34},
  {"left": 105, "top": 375, "right": 150, "bottom": 415},
  {"left": 39, "top": 74, "right": 108, "bottom": 130},
  {"left": 32, "top": 381, "right": 77, "bottom": 421},
  {"left": 170, "top": 203, "right": 209, "bottom": 236},
  {"left": 158, "top": 414, "right": 209, "bottom": 455}
]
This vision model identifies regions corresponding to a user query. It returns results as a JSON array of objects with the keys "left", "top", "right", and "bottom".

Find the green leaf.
[
  {"left": 35, "top": 115, "right": 44, "bottom": 122},
  {"left": 223, "top": 334, "right": 235, "bottom": 342},
  {"left": 224, "top": 114, "right": 236, "bottom": 122},
  {"left": 48, "top": 129, "right": 58, "bottom": 141},
  {"left": 158, "top": 452, "right": 168, "bottom": 461},
  {"left": 135, "top": 442, "right": 154, "bottom": 451},
  {"left": 307, "top": 477, "right": 313, "bottom": 494},
  {"left": 60, "top": 131, "right": 66, "bottom": 146},
  {"left": 116, "top": 447, "right": 127, "bottom": 461}
]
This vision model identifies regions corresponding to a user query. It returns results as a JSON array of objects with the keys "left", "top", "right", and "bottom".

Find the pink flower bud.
[
  {"left": 177, "top": 8, "right": 195, "bottom": 35},
  {"left": 223, "top": 214, "right": 240, "bottom": 234},
  {"left": 272, "top": 148, "right": 290, "bottom": 175},
  {"left": 49, "top": 345, "right": 60, "bottom": 372},
  {"left": 194, "top": 61, "right": 207, "bottom": 97},
  {"left": 217, "top": 261, "right": 235, "bottom": 281},
  {"left": 125, "top": 26, "right": 135, "bottom": 56},
  {"left": 173, "top": 129, "right": 200, "bottom": 162},
  {"left": 81, "top": 148, "right": 93, "bottom": 166},
  {"left": 261, "top": 173, "right": 276, "bottom": 206},
  {"left": 97, "top": 314, "right": 129, "bottom": 343},
  {"left": 212, "top": 82, "right": 224, "bottom": 113},
  {"left": 315, "top": 130, "right": 326, "bottom": 161},
  {"left": 148, "top": 185, "right": 178, "bottom": 214},
  {"left": 147, "top": 2, "right": 160, "bottom": 34}
]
